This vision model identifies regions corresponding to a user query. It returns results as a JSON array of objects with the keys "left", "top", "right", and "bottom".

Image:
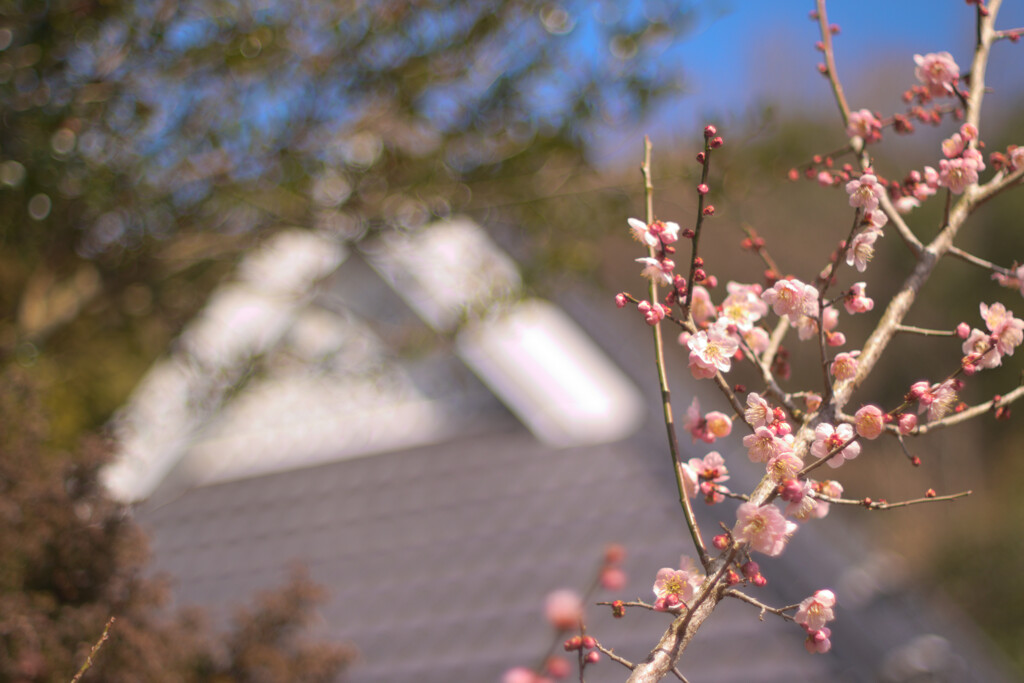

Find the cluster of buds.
[
  {"left": 563, "top": 635, "right": 601, "bottom": 665},
  {"left": 599, "top": 544, "right": 627, "bottom": 591}
]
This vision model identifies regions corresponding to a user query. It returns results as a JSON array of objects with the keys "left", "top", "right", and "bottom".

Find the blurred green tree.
[
  {"left": 0, "top": 368, "right": 355, "bottom": 681},
  {"left": 1, "top": 0, "right": 692, "bottom": 440}
]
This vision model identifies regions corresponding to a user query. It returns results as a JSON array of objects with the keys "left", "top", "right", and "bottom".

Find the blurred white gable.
[{"left": 105, "top": 219, "right": 643, "bottom": 502}]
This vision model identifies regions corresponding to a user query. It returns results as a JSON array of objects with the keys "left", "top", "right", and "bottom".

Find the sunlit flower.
[
  {"left": 795, "top": 589, "right": 836, "bottom": 631},
  {"left": 846, "top": 173, "right": 881, "bottom": 213},
  {"left": 914, "top": 51, "right": 959, "bottom": 96},
  {"left": 810, "top": 422, "right": 860, "bottom": 468},
  {"left": 734, "top": 502, "right": 798, "bottom": 557}
]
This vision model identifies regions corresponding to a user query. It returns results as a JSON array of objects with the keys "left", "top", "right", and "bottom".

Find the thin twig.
[
  {"left": 947, "top": 245, "right": 1015, "bottom": 276},
  {"left": 640, "top": 138, "right": 710, "bottom": 569},
  {"left": 908, "top": 384, "right": 1024, "bottom": 434},
  {"left": 894, "top": 324, "right": 956, "bottom": 337},
  {"left": 813, "top": 489, "right": 971, "bottom": 510},
  {"left": 725, "top": 589, "right": 799, "bottom": 622},
  {"left": 70, "top": 617, "right": 116, "bottom": 683},
  {"left": 593, "top": 639, "right": 636, "bottom": 671}
]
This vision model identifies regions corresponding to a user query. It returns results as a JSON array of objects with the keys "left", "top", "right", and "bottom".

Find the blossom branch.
[
  {"left": 893, "top": 324, "right": 956, "bottom": 337},
  {"left": 682, "top": 134, "right": 716, "bottom": 314},
  {"left": 812, "top": 489, "right": 972, "bottom": 510},
  {"left": 815, "top": 0, "right": 851, "bottom": 126},
  {"left": 70, "top": 617, "right": 116, "bottom": 683},
  {"left": 598, "top": 599, "right": 658, "bottom": 612},
  {"left": 906, "top": 384, "right": 1024, "bottom": 435},
  {"left": 877, "top": 189, "right": 924, "bottom": 255},
  {"left": 593, "top": 639, "right": 636, "bottom": 672},
  {"left": 724, "top": 589, "right": 799, "bottom": 622},
  {"left": 641, "top": 138, "right": 710, "bottom": 569},
  {"left": 946, "top": 245, "right": 1016, "bottom": 277},
  {"left": 738, "top": 223, "right": 782, "bottom": 276}
]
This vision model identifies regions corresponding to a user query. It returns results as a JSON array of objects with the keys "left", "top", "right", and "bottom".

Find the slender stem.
[
  {"left": 908, "top": 384, "right": 1024, "bottom": 435},
  {"left": 816, "top": 0, "right": 851, "bottom": 127},
  {"left": 894, "top": 324, "right": 956, "bottom": 337},
  {"left": 814, "top": 489, "right": 971, "bottom": 510},
  {"left": 641, "top": 137, "right": 710, "bottom": 569},
  {"left": 947, "top": 244, "right": 1016, "bottom": 276},
  {"left": 593, "top": 639, "right": 636, "bottom": 671},
  {"left": 71, "top": 617, "right": 116, "bottom": 683},
  {"left": 725, "top": 589, "right": 799, "bottom": 621}
]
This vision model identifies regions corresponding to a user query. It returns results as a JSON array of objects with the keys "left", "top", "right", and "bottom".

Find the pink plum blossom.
[
  {"left": 830, "top": 351, "right": 859, "bottom": 381},
  {"left": 844, "top": 282, "right": 874, "bottom": 314},
  {"left": 847, "top": 228, "right": 880, "bottom": 272},
  {"left": 627, "top": 217, "right": 657, "bottom": 247},
  {"left": 766, "top": 450, "right": 804, "bottom": 483},
  {"left": 545, "top": 589, "right": 583, "bottom": 630},
  {"left": 627, "top": 217, "right": 680, "bottom": 248},
  {"left": 720, "top": 281, "right": 767, "bottom": 330},
  {"left": 1010, "top": 145, "right": 1024, "bottom": 170},
  {"left": 651, "top": 219, "right": 681, "bottom": 245},
  {"left": 810, "top": 422, "right": 860, "bottom": 468},
  {"left": 705, "top": 411, "right": 732, "bottom": 439},
  {"left": 689, "top": 451, "right": 729, "bottom": 486},
  {"left": 734, "top": 503, "right": 798, "bottom": 557},
  {"left": 911, "top": 379, "right": 958, "bottom": 422},
  {"left": 683, "top": 398, "right": 733, "bottom": 443},
  {"left": 941, "top": 132, "right": 967, "bottom": 159},
  {"left": 937, "top": 156, "right": 979, "bottom": 194},
  {"left": 845, "top": 173, "right": 881, "bottom": 213},
  {"left": 898, "top": 413, "right": 917, "bottom": 434},
  {"left": 502, "top": 667, "right": 542, "bottom": 683},
  {"left": 744, "top": 392, "right": 773, "bottom": 428},
  {"left": 854, "top": 404, "right": 885, "bottom": 439},
  {"left": 636, "top": 256, "right": 675, "bottom": 285},
  {"left": 981, "top": 301, "right": 1024, "bottom": 356},
  {"left": 678, "top": 461, "right": 699, "bottom": 499},
  {"left": 652, "top": 558, "right": 703, "bottom": 611},
  {"left": 795, "top": 589, "right": 836, "bottom": 631},
  {"left": 914, "top": 52, "right": 960, "bottom": 96},
  {"left": 846, "top": 109, "right": 882, "bottom": 143},
  {"left": 762, "top": 278, "right": 819, "bottom": 323},
  {"left": 743, "top": 326, "right": 771, "bottom": 354},
  {"left": 687, "top": 324, "right": 740, "bottom": 379},
  {"left": 991, "top": 264, "right": 1024, "bottom": 298},
  {"left": 637, "top": 300, "right": 667, "bottom": 325},
  {"left": 894, "top": 195, "right": 921, "bottom": 213},
  {"left": 688, "top": 285, "right": 715, "bottom": 325},
  {"left": 962, "top": 328, "right": 1001, "bottom": 369},
  {"left": 797, "top": 305, "right": 841, "bottom": 343},
  {"left": 743, "top": 426, "right": 791, "bottom": 463},
  {"left": 805, "top": 627, "right": 833, "bottom": 654}
]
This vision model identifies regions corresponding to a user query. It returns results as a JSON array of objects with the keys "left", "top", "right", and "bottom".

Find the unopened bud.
[{"left": 704, "top": 125, "right": 717, "bottom": 138}]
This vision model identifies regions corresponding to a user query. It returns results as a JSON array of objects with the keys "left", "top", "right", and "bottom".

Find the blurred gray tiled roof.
[{"left": 129, "top": 220, "right": 1015, "bottom": 682}]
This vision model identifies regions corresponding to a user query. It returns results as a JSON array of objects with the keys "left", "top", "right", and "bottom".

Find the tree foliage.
[{"left": 0, "top": 369, "right": 355, "bottom": 681}]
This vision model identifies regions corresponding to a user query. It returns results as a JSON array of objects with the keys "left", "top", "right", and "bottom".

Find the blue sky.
[{"left": 596, "top": 0, "right": 1024, "bottom": 161}]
